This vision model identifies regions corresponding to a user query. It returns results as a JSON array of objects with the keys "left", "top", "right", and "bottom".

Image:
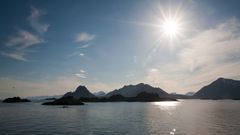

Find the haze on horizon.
[{"left": 1, "top": 0, "right": 240, "bottom": 99}]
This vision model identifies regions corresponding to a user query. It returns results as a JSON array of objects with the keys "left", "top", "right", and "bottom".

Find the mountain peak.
[
  {"left": 137, "top": 83, "right": 152, "bottom": 87},
  {"left": 76, "top": 85, "right": 88, "bottom": 91},
  {"left": 195, "top": 77, "right": 240, "bottom": 99},
  {"left": 137, "top": 83, "right": 145, "bottom": 86},
  {"left": 106, "top": 83, "right": 169, "bottom": 98},
  {"left": 217, "top": 77, "right": 225, "bottom": 80},
  {"left": 214, "top": 77, "right": 240, "bottom": 85},
  {"left": 63, "top": 85, "right": 96, "bottom": 99},
  {"left": 122, "top": 83, "right": 146, "bottom": 89},
  {"left": 216, "top": 77, "right": 237, "bottom": 82},
  {"left": 216, "top": 77, "right": 232, "bottom": 82}
]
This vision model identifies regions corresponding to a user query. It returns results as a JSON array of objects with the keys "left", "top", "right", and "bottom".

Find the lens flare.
[{"left": 162, "top": 18, "right": 180, "bottom": 38}]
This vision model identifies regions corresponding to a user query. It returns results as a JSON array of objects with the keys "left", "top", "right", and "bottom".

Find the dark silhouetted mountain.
[
  {"left": 106, "top": 92, "right": 176, "bottom": 101},
  {"left": 106, "top": 83, "right": 170, "bottom": 98},
  {"left": 63, "top": 85, "right": 96, "bottom": 99},
  {"left": 42, "top": 96, "right": 84, "bottom": 105},
  {"left": 93, "top": 91, "right": 106, "bottom": 97},
  {"left": 194, "top": 78, "right": 240, "bottom": 99},
  {"left": 107, "top": 94, "right": 126, "bottom": 101},
  {"left": 2, "top": 97, "right": 31, "bottom": 103},
  {"left": 42, "top": 84, "right": 177, "bottom": 105},
  {"left": 89, "top": 92, "right": 176, "bottom": 102},
  {"left": 133, "top": 92, "right": 176, "bottom": 101}
]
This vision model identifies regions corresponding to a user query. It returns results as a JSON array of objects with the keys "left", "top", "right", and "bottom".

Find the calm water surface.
[{"left": 0, "top": 100, "right": 240, "bottom": 135}]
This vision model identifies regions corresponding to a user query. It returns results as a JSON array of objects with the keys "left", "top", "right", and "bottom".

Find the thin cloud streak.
[
  {"left": 75, "top": 32, "right": 95, "bottom": 42},
  {"left": 28, "top": 6, "right": 50, "bottom": 34},
  {"left": 1, "top": 6, "right": 48, "bottom": 61},
  {"left": 6, "top": 30, "right": 44, "bottom": 49},
  {"left": 79, "top": 53, "right": 85, "bottom": 56},
  {"left": 1, "top": 51, "right": 27, "bottom": 62},
  {"left": 66, "top": 32, "right": 94, "bottom": 59},
  {"left": 75, "top": 69, "right": 87, "bottom": 78},
  {"left": 75, "top": 73, "right": 86, "bottom": 78}
]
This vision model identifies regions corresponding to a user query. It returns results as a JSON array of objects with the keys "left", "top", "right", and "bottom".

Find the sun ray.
[{"left": 161, "top": 16, "right": 181, "bottom": 40}]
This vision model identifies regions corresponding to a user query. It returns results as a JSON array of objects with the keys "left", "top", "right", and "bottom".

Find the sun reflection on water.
[{"left": 152, "top": 101, "right": 180, "bottom": 110}]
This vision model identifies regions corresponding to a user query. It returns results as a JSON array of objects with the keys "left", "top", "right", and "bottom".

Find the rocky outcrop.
[
  {"left": 2, "top": 97, "right": 31, "bottom": 103},
  {"left": 42, "top": 96, "right": 84, "bottom": 105}
]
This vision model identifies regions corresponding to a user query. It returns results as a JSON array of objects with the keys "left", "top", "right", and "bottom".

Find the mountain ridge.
[
  {"left": 194, "top": 77, "right": 240, "bottom": 99},
  {"left": 63, "top": 85, "right": 96, "bottom": 99},
  {"left": 106, "top": 83, "right": 170, "bottom": 98}
]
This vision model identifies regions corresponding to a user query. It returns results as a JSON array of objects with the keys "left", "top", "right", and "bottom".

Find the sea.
[{"left": 0, "top": 100, "right": 240, "bottom": 135}]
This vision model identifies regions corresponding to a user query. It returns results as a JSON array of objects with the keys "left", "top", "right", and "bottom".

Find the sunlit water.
[{"left": 0, "top": 100, "right": 240, "bottom": 135}]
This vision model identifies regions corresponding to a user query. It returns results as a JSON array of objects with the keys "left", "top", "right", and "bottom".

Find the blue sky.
[{"left": 1, "top": 0, "right": 240, "bottom": 98}]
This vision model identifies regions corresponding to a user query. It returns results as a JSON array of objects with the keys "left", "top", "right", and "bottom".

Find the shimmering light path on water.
[{"left": 0, "top": 100, "right": 240, "bottom": 135}]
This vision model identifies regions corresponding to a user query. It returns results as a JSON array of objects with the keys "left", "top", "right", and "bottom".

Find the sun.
[
  {"left": 162, "top": 19, "right": 179, "bottom": 36},
  {"left": 161, "top": 17, "right": 181, "bottom": 39}
]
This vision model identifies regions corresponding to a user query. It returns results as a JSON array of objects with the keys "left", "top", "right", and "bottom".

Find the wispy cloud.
[
  {"left": 144, "top": 18, "right": 240, "bottom": 93},
  {"left": 80, "top": 43, "right": 91, "bottom": 48},
  {"left": 75, "top": 73, "right": 86, "bottom": 78},
  {"left": 66, "top": 32, "right": 95, "bottom": 59},
  {"left": 6, "top": 30, "right": 44, "bottom": 49},
  {"left": 65, "top": 51, "right": 85, "bottom": 58},
  {"left": 75, "top": 32, "right": 95, "bottom": 42},
  {"left": 1, "top": 51, "right": 27, "bottom": 61},
  {"left": 75, "top": 69, "right": 87, "bottom": 79},
  {"left": 179, "top": 18, "right": 240, "bottom": 72},
  {"left": 79, "top": 53, "right": 85, "bottom": 56},
  {"left": 80, "top": 69, "right": 85, "bottom": 73},
  {"left": 28, "top": 6, "right": 50, "bottom": 34},
  {"left": 1, "top": 6, "right": 48, "bottom": 61}
]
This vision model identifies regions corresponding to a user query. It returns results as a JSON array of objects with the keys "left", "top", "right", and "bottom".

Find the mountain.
[
  {"left": 93, "top": 91, "right": 106, "bottom": 97},
  {"left": 106, "top": 83, "right": 170, "bottom": 98},
  {"left": 43, "top": 83, "right": 177, "bottom": 105},
  {"left": 170, "top": 93, "right": 193, "bottom": 99},
  {"left": 63, "top": 85, "right": 96, "bottom": 99},
  {"left": 105, "top": 92, "right": 176, "bottom": 102},
  {"left": 194, "top": 78, "right": 240, "bottom": 99}
]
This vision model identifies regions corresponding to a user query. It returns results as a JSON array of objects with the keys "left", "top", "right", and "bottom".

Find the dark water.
[{"left": 0, "top": 100, "right": 240, "bottom": 135}]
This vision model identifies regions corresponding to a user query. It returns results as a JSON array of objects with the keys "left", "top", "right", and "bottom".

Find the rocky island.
[
  {"left": 42, "top": 96, "right": 84, "bottom": 105},
  {"left": 2, "top": 97, "right": 31, "bottom": 103}
]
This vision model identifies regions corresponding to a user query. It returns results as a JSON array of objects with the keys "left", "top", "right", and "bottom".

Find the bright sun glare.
[{"left": 161, "top": 17, "right": 181, "bottom": 39}]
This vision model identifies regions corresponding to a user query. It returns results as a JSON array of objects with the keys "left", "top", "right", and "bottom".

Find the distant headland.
[{"left": 2, "top": 97, "right": 31, "bottom": 103}]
